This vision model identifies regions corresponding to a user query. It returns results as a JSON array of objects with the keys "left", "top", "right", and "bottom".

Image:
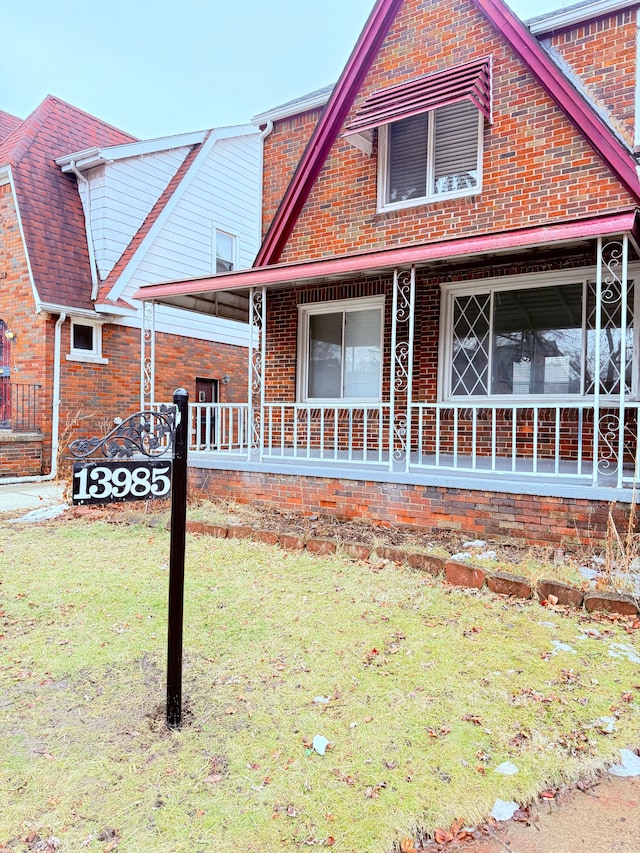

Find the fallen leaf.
[{"left": 434, "top": 828, "right": 454, "bottom": 844}]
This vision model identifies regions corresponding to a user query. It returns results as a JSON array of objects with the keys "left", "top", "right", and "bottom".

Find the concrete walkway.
[
  {"left": 467, "top": 775, "right": 640, "bottom": 852},
  {"left": 0, "top": 480, "right": 66, "bottom": 513}
]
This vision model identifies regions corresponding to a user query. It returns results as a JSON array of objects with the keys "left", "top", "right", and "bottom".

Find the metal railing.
[
  {"left": 189, "top": 402, "right": 250, "bottom": 453},
  {"left": 262, "top": 403, "right": 391, "bottom": 464},
  {"left": 410, "top": 402, "right": 640, "bottom": 487},
  {"left": 0, "top": 383, "right": 42, "bottom": 432},
  {"left": 188, "top": 400, "right": 640, "bottom": 488}
]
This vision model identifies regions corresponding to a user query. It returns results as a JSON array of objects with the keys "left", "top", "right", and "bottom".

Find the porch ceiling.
[{"left": 134, "top": 209, "right": 639, "bottom": 316}]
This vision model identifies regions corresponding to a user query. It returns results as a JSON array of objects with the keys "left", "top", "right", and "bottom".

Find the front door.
[
  {"left": 195, "top": 378, "right": 218, "bottom": 448},
  {"left": 0, "top": 320, "right": 10, "bottom": 429}
]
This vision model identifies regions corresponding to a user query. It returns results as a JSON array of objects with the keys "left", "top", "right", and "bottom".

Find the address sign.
[
  {"left": 72, "top": 460, "right": 172, "bottom": 505},
  {"left": 68, "top": 405, "right": 176, "bottom": 507}
]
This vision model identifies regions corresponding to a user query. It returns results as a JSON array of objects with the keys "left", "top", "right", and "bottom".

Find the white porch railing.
[
  {"left": 190, "top": 403, "right": 250, "bottom": 454},
  {"left": 188, "top": 401, "right": 640, "bottom": 489}
]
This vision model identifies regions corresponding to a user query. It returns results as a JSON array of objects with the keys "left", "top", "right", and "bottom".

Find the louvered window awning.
[{"left": 344, "top": 58, "right": 492, "bottom": 151}]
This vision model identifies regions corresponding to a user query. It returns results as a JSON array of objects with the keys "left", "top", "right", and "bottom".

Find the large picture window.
[
  {"left": 443, "top": 277, "right": 636, "bottom": 399},
  {"left": 298, "top": 298, "right": 384, "bottom": 402},
  {"left": 379, "top": 100, "right": 482, "bottom": 210}
]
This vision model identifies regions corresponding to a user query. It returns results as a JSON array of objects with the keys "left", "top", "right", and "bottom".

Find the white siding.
[
  {"left": 121, "top": 133, "right": 262, "bottom": 291},
  {"left": 84, "top": 148, "right": 191, "bottom": 280},
  {"left": 115, "top": 305, "right": 250, "bottom": 348},
  {"left": 103, "top": 130, "right": 262, "bottom": 346}
]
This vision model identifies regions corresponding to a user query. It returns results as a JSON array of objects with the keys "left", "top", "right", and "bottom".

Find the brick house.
[
  {"left": 138, "top": 0, "right": 640, "bottom": 546},
  {"left": 0, "top": 96, "right": 263, "bottom": 481}
]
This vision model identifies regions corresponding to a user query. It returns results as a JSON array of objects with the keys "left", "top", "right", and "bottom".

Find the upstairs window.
[
  {"left": 379, "top": 99, "right": 483, "bottom": 210},
  {"left": 214, "top": 229, "right": 236, "bottom": 273}
]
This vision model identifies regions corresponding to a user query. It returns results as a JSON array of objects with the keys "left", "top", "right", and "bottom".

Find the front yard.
[{"left": 1, "top": 516, "right": 640, "bottom": 852}]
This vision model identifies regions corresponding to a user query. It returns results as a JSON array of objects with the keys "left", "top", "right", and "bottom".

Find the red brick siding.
[
  {"left": 0, "top": 184, "right": 54, "bottom": 473},
  {"left": 60, "top": 323, "right": 249, "bottom": 456},
  {"left": 264, "top": 0, "right": 635, "bottom": 265},
  {"left": 548, "top": 10, "right": 637, "bottom": 148},
  {"left": 190, "top": 467, "right": 625, "bottom": 548},
  {"left": 0, "top": 436, "right": 43, "bottom": 478},
  {"left": 262, "top": 109, "right": 323, "bottom": 238}
]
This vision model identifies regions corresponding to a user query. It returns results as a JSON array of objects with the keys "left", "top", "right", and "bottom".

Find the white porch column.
[
  {"left": 248, "top": 286, "right": 266, "bottom": 461},
  {"left": 389, "top": 267, "right": 416, "bottom": 471},
  {"left": 593, "top": 235, "right": 629, "bottom": 486},
  {"left": 141, "top": 299, "right": 155, "bottom": 410}
]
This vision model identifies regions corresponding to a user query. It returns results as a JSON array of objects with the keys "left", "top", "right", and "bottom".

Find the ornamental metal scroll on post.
[{"left": 68, "top": 389, "right": 190, "bottom": 729}]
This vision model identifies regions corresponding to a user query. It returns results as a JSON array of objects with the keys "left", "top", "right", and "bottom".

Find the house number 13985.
[{"left": 72, "top": 461, "right": 172, "bottom": 504}]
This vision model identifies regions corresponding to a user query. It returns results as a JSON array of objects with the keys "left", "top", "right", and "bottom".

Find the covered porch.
[{"left": 137, "top": 210, "right": 640, "bottom": 505}]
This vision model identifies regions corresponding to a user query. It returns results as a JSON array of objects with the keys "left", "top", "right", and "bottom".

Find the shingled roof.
[
  {"left": 0, "top": 111, "right": 21, "bottom": 142},
  {"left": 0, "top": 95, "right": 135, "bottom": 312}
]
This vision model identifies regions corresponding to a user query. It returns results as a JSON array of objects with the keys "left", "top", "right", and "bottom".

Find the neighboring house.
[
  {"left": 139, "top": 0, "right": 640, "bottom": 546},
  {"left": 0, "top": 95, "right": 263, "bottom": 480}
]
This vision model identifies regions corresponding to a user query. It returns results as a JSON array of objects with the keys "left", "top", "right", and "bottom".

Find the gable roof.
[
  {"left": 255, "top": 0, "right": 640, "bottom": 268},
  {"left": 0, "top": 96, "right": 135, "bottom": 312},
  {"left": 0, "top": 111, "right": 21, "bottom": 142},
  {"left": 95, "top": 138, "right": 207, "bottom": 305}
]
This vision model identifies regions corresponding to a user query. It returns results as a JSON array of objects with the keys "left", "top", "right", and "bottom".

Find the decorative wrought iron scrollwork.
[
  {"left": 250, "top": 410, "right": 262, "bottom": 453},
  {"left": 251, "top": 350, "right": 263, "bottom": 395},
  {"left": 395, "top": 271, "right": 412, "bottom": 324},
  {"left": 143, "top": 358, "right": 153, "bottom": 397},
  {"left": 252, "top": 289, "right": 264, "bottom": 330},
  {"left": 68, "top": 405, "right": 176, "bottom": 459},
  {"left": 394, "top": 342, "right": 410, "bottom": 393},
  {"left": 601, "top": 241, "right": 623, "bottom": 304},
  {"left": 392, "top": 413, "right": 407, "bottom": 462},
  {"left": 597, "top": 412, "right": 620, "bottom": 475}
]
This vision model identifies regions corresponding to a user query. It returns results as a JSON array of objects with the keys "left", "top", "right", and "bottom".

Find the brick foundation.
[
  {"left": 189, "top": 466, "right": 628, "bottom": 548},
  {"left": 0, "top": 432, "right": 43, "bottom": 478}
]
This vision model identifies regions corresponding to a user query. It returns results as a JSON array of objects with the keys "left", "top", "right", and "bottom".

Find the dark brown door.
[
  {"left": 195, "top": 378, "right": 218, "bottom": 448},
  {"left": 0, "top": 320, "right": 10, "bottom": 429}
]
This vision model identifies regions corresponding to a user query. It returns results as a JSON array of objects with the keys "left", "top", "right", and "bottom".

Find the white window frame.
[
  {"left": 438, "top": 267, "right": 639, "bottom": 403},
  {"left": 213, "top": 227, "right": 237, "bottom": 274},
  {"left": 377, "top": 103, "right": 484, "bottom": 213},
  {"left": 66, "top": 319, "right": 108, "bottom": 364},
  {"left": 297, "top": 296, "right": 385, "bottom": 403}
]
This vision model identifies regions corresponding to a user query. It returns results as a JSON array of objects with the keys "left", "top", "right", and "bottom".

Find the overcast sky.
[{"left": 2, "top": 0, "right": 565, "bottom": 141}]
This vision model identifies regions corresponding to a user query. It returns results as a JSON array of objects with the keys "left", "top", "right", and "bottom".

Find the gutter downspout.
[
  {"left": 256, "top": 121, "right": 273, "bottom": 254},
  {"left": 68, "top": 161, "right": 100, "bottom": 300},
  {"left": 0, "top": 312, "right": 66, "bottom": 485}
]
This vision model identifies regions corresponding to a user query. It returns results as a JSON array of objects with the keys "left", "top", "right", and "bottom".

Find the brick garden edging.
[{"left": 184, "top": 521, "right": 640, "bottom": 618}]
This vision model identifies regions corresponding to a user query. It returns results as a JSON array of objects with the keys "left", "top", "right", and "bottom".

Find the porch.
[
  {"left": 186, "top": 398, "right": 639, "bottom": 501},
  {"left": 136, "top": 212, "right": 640, "bottom": 514}
]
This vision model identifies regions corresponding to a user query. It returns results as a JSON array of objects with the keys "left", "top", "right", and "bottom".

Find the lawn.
[{"left": 1, "top": 517, "right": 639, "bottom": 852}]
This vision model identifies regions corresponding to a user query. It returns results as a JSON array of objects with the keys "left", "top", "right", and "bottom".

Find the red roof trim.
[
  {"left": 471, "top": 0, "right": 640, "bottom": 201},
  {"left": 345, "top": 57, "right": 492, "bottom": 135},
  {"left": 136, "top": 210, "right": 638, "bottom": 301},
  {"left": 254, "top": 0, "right": 405, "bottom": 267}
]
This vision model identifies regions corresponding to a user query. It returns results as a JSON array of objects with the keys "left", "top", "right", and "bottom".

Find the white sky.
[{"left": 2, "top": 0, "right": 565, "bottom": 141}]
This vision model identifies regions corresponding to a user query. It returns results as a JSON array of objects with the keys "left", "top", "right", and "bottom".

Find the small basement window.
[{"left": 67, "top": 320, "right": 107, "bottom": 363}]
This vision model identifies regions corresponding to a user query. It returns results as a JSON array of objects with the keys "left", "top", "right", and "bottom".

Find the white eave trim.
[
  {"left": 252, "top": 89, "right": 333, "bottom": 125},
  {"left": 55, "top": 129, "right": 209, "bottom": 172},
  {"left": 36, "top": 302, "right": 114, "bottom": 322},
  {"left": 527, "top": 0, "right": 638, "bottom": 34}
]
